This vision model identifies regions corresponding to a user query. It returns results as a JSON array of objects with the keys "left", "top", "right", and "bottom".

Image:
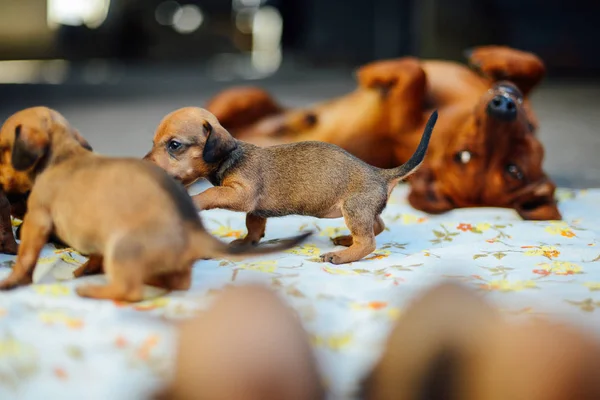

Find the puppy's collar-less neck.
[{"left": 208, "top": 143, "right": 244, "bottom": 186}]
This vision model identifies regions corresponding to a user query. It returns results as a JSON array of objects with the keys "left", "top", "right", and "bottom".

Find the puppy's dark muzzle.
[{"left": 486, "top": 81, "right": 523, "bottom": 122}]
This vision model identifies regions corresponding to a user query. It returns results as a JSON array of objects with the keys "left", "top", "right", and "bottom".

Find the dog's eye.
[
  {"left": 454, "top": 150, "right": 472, "bottom": 164},
  {"left": 506, "top": 164, "right": 524, "bottom": 180},
  {"left": 167, "top": 140, "right": 183, "bottom": 152}
]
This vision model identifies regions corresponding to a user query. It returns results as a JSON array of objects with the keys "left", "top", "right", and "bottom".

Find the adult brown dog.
[
  {"left": 362, "top": 283, "right": 600, "bottom": 399},
  {"left": 0, "top": 107, "right": 93, "bottom": 255},
  {"left": 144, "top": 107, "right": 436, "bottom": 264},
  {"left": 0, "top": 107, "right": 310, "bottom": 301},
  {"left": 206, "top": 46, "right": 560, "bottom": 221}
]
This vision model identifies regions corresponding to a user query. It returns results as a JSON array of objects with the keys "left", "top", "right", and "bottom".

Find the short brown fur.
[
  {"left": 0, "top": 107, "right": 310, "bottom": 300},
  {"left": 145, "top": 108, "right": 437, "bottom": 264}
]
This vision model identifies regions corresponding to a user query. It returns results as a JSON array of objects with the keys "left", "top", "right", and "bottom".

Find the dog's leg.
[
  {"left": 76, "top": 263, "right": 145, "bottom": 302},
  {"left": 332, "top": 215, "right": 385, "bottom": 247},
  {"left": 467, "top": 46, "right": 545, "bottom": 96},
  {"left": 320, "top": 198, "right": 377, "bottom": 264},
  {"left": 356, "top": 57, "right": 427, "bottom": 129},
  {"left": 230, "top": 213, "right": 267, "bottom": 246},
  {"left": 0, "top": 191, "right": 18, "bottom": 255},
  {"left": 0, "top": 209, "right": 52, "bottom": 289},
  {"left": 146, "top": 268, "right": 193, "bottom": 291},
  {"left": 192, "top": 186, "right": 252, "bottom": 212},
  {"left": 72, "top": 255, "right": 104, "bottom": 278},
  {"left": 76, "top": 239, "right": 145, "bottom": 302}
]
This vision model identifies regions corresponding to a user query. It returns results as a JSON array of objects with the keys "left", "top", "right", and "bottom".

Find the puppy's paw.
[
  {"left": 332, "top": 235, "right": 353, "bottom": 247},
  {"left": 319, "top": 252, "right": 344, "bottom": 264}
]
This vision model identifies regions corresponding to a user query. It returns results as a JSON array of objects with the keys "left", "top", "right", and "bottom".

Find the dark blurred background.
[{"left": 0, "top": 0, "right": 599, "bottom": 186}]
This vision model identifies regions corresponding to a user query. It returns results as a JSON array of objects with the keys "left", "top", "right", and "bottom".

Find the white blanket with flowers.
[{"left": 0, "top": 182, "right": 600, "bottom": 399}]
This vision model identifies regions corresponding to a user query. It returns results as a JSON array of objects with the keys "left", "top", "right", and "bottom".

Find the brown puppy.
[
  {"left": 363, "top": 283, "right": 600, "bottom": 400},
  {"left": 0, "top": 107, "right": 93, "bottom": 255},
  {"left": 206, "top": 46, "right": 560, "bottom": 221},
  {"left": 144, "top": 107, "right": 436, "bottom": 264},
  {"left": 0, "top": 107, "right": 310, "bottom": 301}
]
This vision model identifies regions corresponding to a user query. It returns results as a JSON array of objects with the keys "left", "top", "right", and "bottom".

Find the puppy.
[
  {"left": 144, "top": 107, "right": 436, "bottom": 264},
  {"left": 0, "top": 108, "right": 93, "bottom": 255},
  {"left": 362, "top": 283, "right": 600, "bottom": 400},
  {"left": 0, "top": 107, "right": 310, "bottom": 301},
  {"left": 206, "top": 46, "right": 560, "bottom": 220}
]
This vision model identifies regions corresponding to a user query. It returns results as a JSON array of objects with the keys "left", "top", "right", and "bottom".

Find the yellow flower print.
[
  {"left": 320, "top": 226, "right": 349, "bottom": 238},
  {"left": 474, "top": 223, "right": 491, "bottom": 232},
  {"left": 584, "top": 282, "right": 600, "bottom": 291},
  {"left": 33, "top": 284, "right": 71, "bottom": 296},
  {"left": 322, "top": 266, "right": 359, "bottom": 276},
  {"left": 364, "top": 249, "right": 391, "bottom": 261},
  {"left": 0, "top": 338, "right": 35, "bottom": 358},
  {"left": 237, "top": 260, "right": 278, "bottom": 273},
  {"left": 211, "top": 226, "right": 244, "bottom": 239},
  {"left": 286, "top": 244, "right": 320, "bottom": 256},
  {"left": 11, "top": 218, "right": 22, "bottom": 227},
  {"left": 311, "top": 333, "right": 353, "bottom": 351},
  {"left": 480, "top": 279, "right": 537, "bottom": 292},
  {"left": 523, "top": 245, "right": 560, "bottom": 259},
  {"left": 534, "top": 261, "right": 582, "bottom": 276},
  {"left": 399, "top": 214, "right": 428, "bottom": 225},
  {"left": 39, "top": 312, "right": 84, "bottom": 329},
  {"left": 351, "top": 301, "right": 388, "bottom": 311},
  {"left": 544, "top": 222, "right": 576, "bottom": 238}
]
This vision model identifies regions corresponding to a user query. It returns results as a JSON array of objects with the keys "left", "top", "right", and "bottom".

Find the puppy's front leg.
[
  {"left": 192, "top": 186, "right": 252, "bottom": 212},
  {"left": 0, "top": 209, "right": 52, "bottom": 289}
]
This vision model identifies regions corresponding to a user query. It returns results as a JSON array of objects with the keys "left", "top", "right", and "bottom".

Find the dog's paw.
[{"left": 319, "top": 252, "right": 344, "bottom": 264}]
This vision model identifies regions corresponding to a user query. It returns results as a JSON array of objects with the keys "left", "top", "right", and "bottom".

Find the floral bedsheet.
[{"left": 0, "top": 182, "right": 599, "bottom": 399}]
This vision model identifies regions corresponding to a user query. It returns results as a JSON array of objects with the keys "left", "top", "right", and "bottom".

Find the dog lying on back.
[
  {"left": 144, "top": 108, "right": 436, "bottom": 264},
  {"left": 0, "top": 107, "right": 310, "bottom": 301},
  {"left": 207, "top": 46, "right": 560, "bottom": 221}
]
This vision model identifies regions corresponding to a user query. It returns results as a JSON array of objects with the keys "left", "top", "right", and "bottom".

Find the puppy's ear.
[
  {"left": 11, "top": 124, "right": 50, "bottom": 171},
  {"left": 202, "top": 121, "right": 237, "bottom": 164},
  {"left": 71, "top": 128, "right": 93, "bottom": 151}
]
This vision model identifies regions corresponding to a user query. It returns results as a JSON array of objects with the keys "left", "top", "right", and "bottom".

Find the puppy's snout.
[{"left": 487, "top": 95, "right": 517, "bottom": 121}]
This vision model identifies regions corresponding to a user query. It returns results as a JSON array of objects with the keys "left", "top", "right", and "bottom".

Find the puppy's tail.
[
  {"left": 189, "top": 228, "right": 312, "bottom": 262},
  {"left": 382, "top": 110, "right": 438, "bottom": 181}
]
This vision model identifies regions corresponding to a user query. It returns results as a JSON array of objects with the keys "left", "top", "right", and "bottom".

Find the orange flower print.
[
  {"left": 457, "top": 223, "right": 472, "bottom": 232},
  {"left": 533, "top": 269, "right": 551, "bottom": 277},
  {"left": 54, "top": 367, "right": 68, "bottom": 380},
  {"left": 561, "top": 230, "right": 575, "bottom": 238}
]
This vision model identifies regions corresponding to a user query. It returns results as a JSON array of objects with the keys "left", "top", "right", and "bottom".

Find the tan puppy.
[
  {"left": 0, "top": 107, "right": 310, "bottom": 301},
  {"left": 363, "top": 283, "right": 600, "bottom": 400},
  {"left": 159, "top": 285, "right": 324, "bottom": 400},
  {"left": 144, "top": 107, "right": 436, "bottom": 264}
]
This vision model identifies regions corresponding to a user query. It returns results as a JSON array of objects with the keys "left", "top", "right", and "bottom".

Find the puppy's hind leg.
[
  {"left": 320, "top": 198, "right": 377, "bottom": 264},
  {"left": 76, "top": 239, "right": 145, "bottom": 302},
  {"left": 230, "top": 213, "right": 267, "bottom": 247},
  {"left": 332, "top": 215, "right": 385, "bottom": 247}
]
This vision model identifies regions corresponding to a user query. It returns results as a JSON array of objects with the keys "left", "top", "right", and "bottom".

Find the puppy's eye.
[
  {"left": 506, "top": 164, "right": 524, "bottom": 180},
  {"left": 167, "top": 140, "right": 183, "bottom": 152},
  {"left": 454, "top": 150, "right": 472, "bottom": 164}
]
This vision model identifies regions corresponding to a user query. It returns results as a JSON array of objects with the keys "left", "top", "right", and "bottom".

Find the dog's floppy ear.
[
  {"left": 11, "top": 124, "right": 50, "bottom": 171},
  {"left": 202, "top": 121, "right": 237, "bottom": 164},
  {"left": 71, "top": 128, "right": 93, "bottom": 151}
]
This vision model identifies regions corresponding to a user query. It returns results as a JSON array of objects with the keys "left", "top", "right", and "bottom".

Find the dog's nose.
[{"left": 487, "top": 95, "right": 517, "bottom": 121}]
